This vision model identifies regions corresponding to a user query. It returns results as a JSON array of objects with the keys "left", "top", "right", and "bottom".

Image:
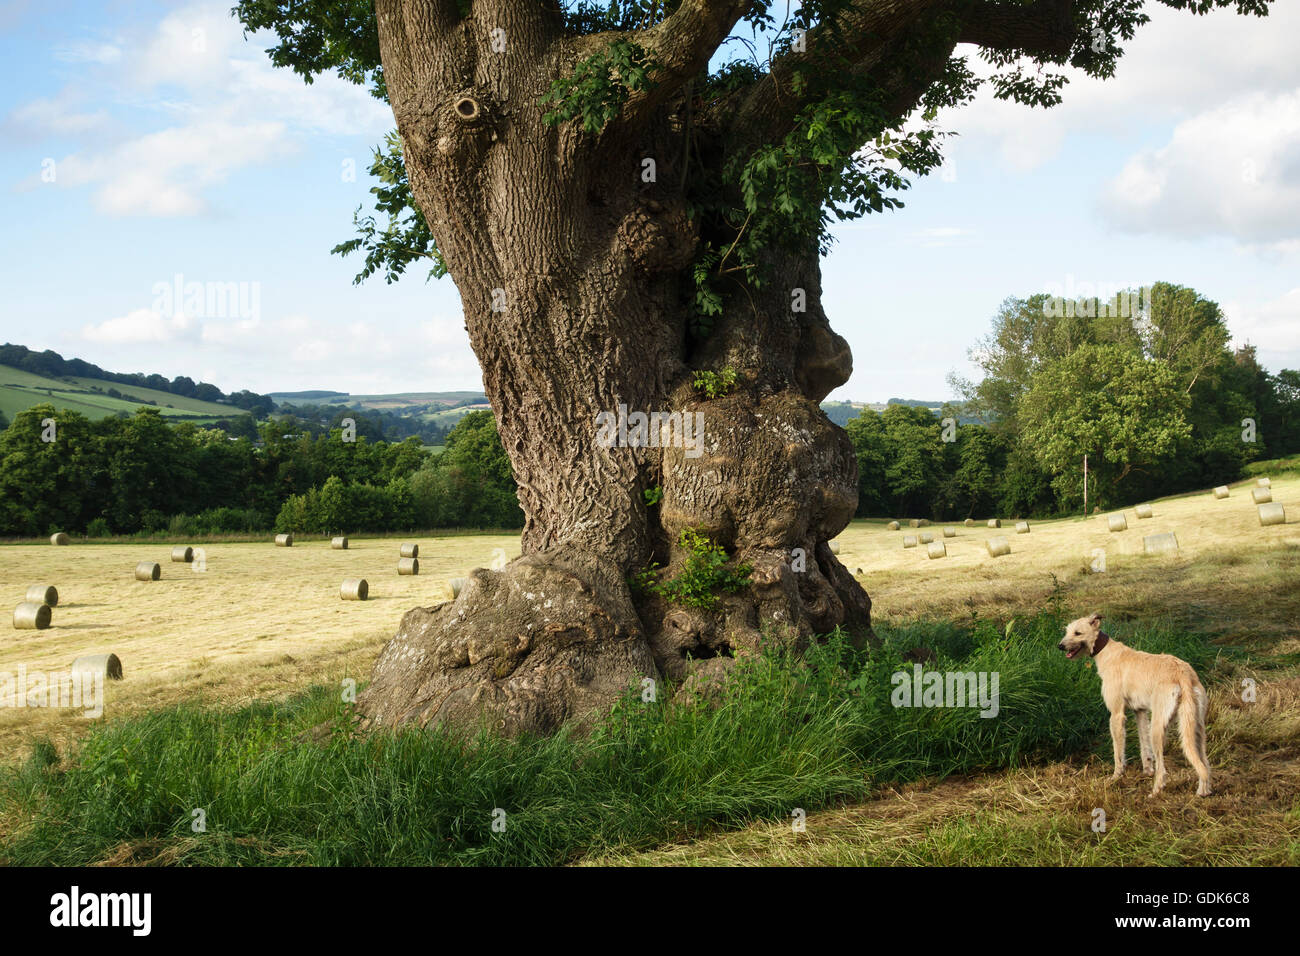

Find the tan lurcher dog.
[{"left": 1058, "top": 613, "right": 1211, "bottom": 797}]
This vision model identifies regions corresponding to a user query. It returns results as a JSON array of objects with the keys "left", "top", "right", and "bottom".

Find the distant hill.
[
  {"left": 820, "top": 398, "right": 980, "bottom": 427},
  {"left": 0, "top": 363, "right": 248, "bottom": 424}
]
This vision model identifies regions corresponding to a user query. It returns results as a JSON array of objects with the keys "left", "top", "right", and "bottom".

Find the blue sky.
[{"left": 2, "top": 1, "right": 1297, "bottom": 402}]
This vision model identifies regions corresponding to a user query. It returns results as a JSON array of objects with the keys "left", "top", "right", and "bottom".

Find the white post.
[{"left": 1083, "top": 454, "right": 1089, "bottom": 516}]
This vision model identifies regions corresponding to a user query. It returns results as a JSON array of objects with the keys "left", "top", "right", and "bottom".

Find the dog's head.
[{"left": 1059, "top": 613, "right": 1103, "bottom": 660}]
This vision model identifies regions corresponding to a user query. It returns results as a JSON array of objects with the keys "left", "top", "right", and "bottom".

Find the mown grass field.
[
  {"left": 0, "top": 468, "right": 1296, "bottom": 865},
  {"left": 0, "top": 363, "right": 234, "bottom": 423}
]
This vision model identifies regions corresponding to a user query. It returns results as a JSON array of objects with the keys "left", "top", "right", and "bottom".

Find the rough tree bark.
[{"left": 357, "top": 0, "right": 1077, "bottom": 736}]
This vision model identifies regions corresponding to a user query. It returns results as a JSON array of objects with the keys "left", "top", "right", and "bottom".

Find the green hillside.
[{"left": 0, "top": 364, "right": 235, "bottom": 423}]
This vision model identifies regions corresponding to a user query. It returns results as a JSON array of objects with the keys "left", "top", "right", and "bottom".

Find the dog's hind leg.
[
  {"left": 1179, "top": 683, "right": 1212, "bottom": 797},
  {"left": 1149, "top": 689, "right": 1177, "bottom": 797},
  {"left": 1136, "top": 709, "right": 1155, "bottom": 776},
  {"left": 1109, "top": 711, "right": 1127, "bottom": 781}
]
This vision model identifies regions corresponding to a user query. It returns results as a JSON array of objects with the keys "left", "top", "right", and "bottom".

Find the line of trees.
[
  {"left": 0, "top": 405, "right": 521, "bottom": 537},
  {"left": 848, "top": 283, "right": 1300, "bottom": 520}
]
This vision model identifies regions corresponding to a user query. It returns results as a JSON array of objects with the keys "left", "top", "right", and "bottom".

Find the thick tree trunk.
[{"left": 358, "top": 3, "right": 873, "bottom": 736}]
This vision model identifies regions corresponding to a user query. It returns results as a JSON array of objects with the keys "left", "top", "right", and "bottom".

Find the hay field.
[
  {"left": 0, "top": 533, "right": 519, "bottom": 760},
  {"left": 1, "top": 472, "right": 1296, "bottom": 766}
]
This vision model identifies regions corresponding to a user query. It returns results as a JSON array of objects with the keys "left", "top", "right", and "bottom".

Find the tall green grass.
[{"left": 0, "top": 606, "right": 1233, "bottom": 866}]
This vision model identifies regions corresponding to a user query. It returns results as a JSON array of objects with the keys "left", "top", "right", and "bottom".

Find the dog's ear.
[{"left": 1089, "top": 612, "right": 1102, "bottom": 628}]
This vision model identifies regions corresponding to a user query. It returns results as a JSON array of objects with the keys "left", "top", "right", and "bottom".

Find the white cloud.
[
  {"left": 53, "top": 40, "right": 122, "bottom": 65},
  {"left": 1098, "top": 91, "right": 1300, "bottom": 244},
  {"left": 13, "top": 1, "right": 390, "bottom": 216},
  {"left": 1224, "top": 287, "right": 1300, "bottom": 370},
  {"left": 81, "top": 309, "right": 200, "bottom": 345}
]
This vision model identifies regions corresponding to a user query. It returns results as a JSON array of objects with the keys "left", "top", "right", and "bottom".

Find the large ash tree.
[{"left": 239, "top": 0, "right": 1270, "bottom": 736}]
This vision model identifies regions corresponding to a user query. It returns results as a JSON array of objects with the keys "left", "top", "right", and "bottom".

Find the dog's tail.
[{"left": 1178, "top": 672, "right": 1211, "bottom": 789}]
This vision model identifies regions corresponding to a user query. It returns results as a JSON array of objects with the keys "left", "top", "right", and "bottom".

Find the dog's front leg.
[
  {"left": 1136, "top": 710, "right": 1155, "bottom": 776},
  {"left": 1109, "top": 711, "right": 1127, "bottom": 781}
]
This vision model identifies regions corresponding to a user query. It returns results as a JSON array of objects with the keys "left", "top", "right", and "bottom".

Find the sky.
[{"left": 1, "top": 0, "right": 1297, "bottom": 403}]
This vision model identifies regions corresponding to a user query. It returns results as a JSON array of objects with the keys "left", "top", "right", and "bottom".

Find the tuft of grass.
[{"left": 0, "top": 609, "right": 1237, "bottom": 866}]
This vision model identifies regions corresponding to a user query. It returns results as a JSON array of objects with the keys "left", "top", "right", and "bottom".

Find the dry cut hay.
[
  {"left": 1258, "top": 477, "right": 1271, "bottom": 488},
  {"left": 1135, "top": 504, "right": 1153, "bottom": 519},
  {"left": 50, "top": 533, "right": 69, "bottom": 546},
  {"left": 134, "top": 561, "right": 161, "bottom": 581},
  {"left": 13, "top": 602, "right": 51, "bottom": 630},
  {"left": 1258, "top": 502, "right": 1286, "bottom": 527},
  {"left": 887, "top": 521, "right": 900, "bottom": 531},
  {"left": 450, "top": 577, "right": 469, "bottom": 597},
  {"left": 987, "top": 519, "right": 1000, "bottom": 529},
  {"left": 942, "top": 526, "right": 956, "bottom": 538},
  {"left": 25, "top": 584, "right": 57, "bottom": 607},
  {"left": 71, "top": 653, "right": 123, "bottom": 680},
  {"left": 340, "top": 579, "right": 369, "bottom": 601},
  {"left": 902, "top": 535, "right": 918, "bottom": 549},
  {"left": 1143, "top": 532, "right": 1179, "bottom": 555},
  {"left": 400, "top": 543, "right": 419, "bottom": 558},
  {"left": 1015, "top": 521, "right": 1030, "bottom": 534},
  {"left": 1107, "top": 514, "right": 1127, "bottom": 532},
  {"left": 986, "top": 537, "right": 1011, "bottom": 558},
  {"left": 963, "top": 518, "right": 975, "bottom": 527},
  {"left": 829, "top": 541, "right": 841, "bottom": 554},
  {"left": 917, "top": 519, "right": 930, "bottom": 527},
  {"left": 275, "top": 533, "right": 293, "bottom": 547},
  {"left": 926, "top": 541, "right": 946, "bottom": 559},
  {"left": 171, "top": 546, "right": 194, "bottom": 563},
  {"left": 908, "top": 519, "right": 920, "bottom": 529},
  {"left": 1252, "top": 488, "right": 1272, "bottom": 504},
  {"left": 398, "top": 557, "right": 420, "bottom": 576},
  {"left": 1213, "top": 486, "right": 1230, "bottom": 499},
  {"left": 331, "top": 536, "right": 349, "bottom": 550},
  {"left": 919, "top": 531, "right": 934, "bottom": 544}
]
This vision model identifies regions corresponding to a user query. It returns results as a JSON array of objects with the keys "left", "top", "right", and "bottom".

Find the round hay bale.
[
  {"left": 1257, "top": 477, "right": 1271, "bottom": 488},
  {"left": 926, "top": 541, "right": 946, "bottom": 559},
  {"left": 964, "top": 518, "right": 975, "bottom": 527},
  {"left": 171, "top": 545, "right": 193, "bottom": 563},
  {"left": 25, "top": 585, "right": 57, "bottom": 607},
  {"left": 1135, "top": 504, "right": 1153, "bottom": 519},
  {"left": 1143, "top": 532, "right": 1178, "bottom": 555},
  {"left": 50, "top": 532, "right": 69, "bottom": 546},
  {"left": 908, "top": 519, "right": 920, "bottom": 529},
  {"left": 450, "top": 576, "right": 469, "bottom": 597},
  {"left": 829, "top": 540, "right": 840, "bottom": 554},
  {"left": 1107, "top": 514, "right": 1127, "bottom": 533},
  {"left": 400, "top": 543, "right": 419, "bottom": 558},
  {"left": 918, "top": 519, "right": 931, "bottom": 527},
  {"left": 134, "top": 561, "right": 161, "bottom": 581},
  {"left": 887, "top": 521, "right": 900, "bottom": 531},
  {"left": 1252, "top": 488, "right": 1272, "bottom": 504},
  {"left": 919, "top": 531, "right": 934, "bottom": 544},
  {"left": 1258, "top": 502, "right": 1286, "bottom": 526},
  {"left": 398, "top": 557, "right": 420, "bottom": 575},
  {"left": 902, "top": 535, "right": 918, "bottom": 549},
  {"left": 275, "top": 533, "right": 293, "bottom": 547},
  {"left": 13, "top": 602, "right": 51, "bottom": 630},
  {"left": 986, "top": 537, "right": 1010, "bottom": 558},
  {"left": 71, "top": 653, "right": 122, "bottom": 680},
  {"left": 1213, "top": 486, "right": 1229, "bottom": 499},
  {"left": 340, "top": 578, "right": 369, "bottom": 601},
  {"left": 331, "top": 536, "right": 349, "bottom": 550},
  {"left": 1015, "top": 521, "right": 1030, "bottom": 534},
  {"left": 987, "top": 519, "right": 1001, "bottom": 529},
  {"left": 943, "top": 526, "right": 956, "bottom": 538}
]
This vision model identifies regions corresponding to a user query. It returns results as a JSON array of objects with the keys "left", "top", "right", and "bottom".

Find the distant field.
[
  {"left": 0, "top": 532, "right": 521, "bottom": 759},
  {"left": 0, "top": 364, "right": 233, "bottom": 423},
  {"left": 271, "top": 390, "right": 487, "bottom": 409}
]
